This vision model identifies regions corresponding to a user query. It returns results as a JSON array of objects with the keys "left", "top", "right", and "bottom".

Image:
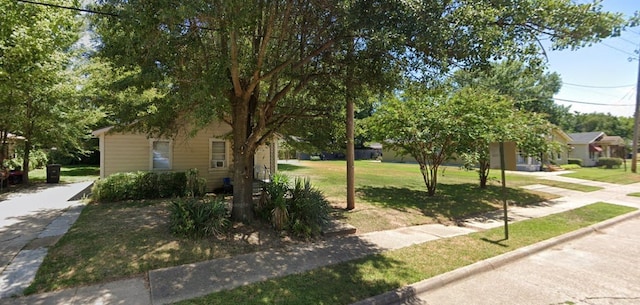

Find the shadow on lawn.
[
  {"left": 277, "top": 163, "right": 308, "bottom": 172},
  {"left": 61, "top": 167, "right": 100, "bottom": 177},
  {"left": 357, "top": 183, "right": 548, "bottom": 221}
]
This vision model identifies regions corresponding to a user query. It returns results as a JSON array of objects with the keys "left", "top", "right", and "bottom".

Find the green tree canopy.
[
  {"left": 450, "top": 60, "right": 570, "bottom": 126},
  {"left": 90, "top": 0, "right": 627, "bottom": 220},
  {"left": 0, "top": 0, "right": 100, "bottom": 182}
]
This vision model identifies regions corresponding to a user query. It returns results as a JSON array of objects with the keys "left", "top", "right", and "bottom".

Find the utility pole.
[{"left": 632, "top": 49, "right": 640, "bottom": 173}]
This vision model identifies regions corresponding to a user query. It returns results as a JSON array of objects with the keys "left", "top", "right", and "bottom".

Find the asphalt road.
[{"left": 407, "top": 215, "right": 640, "bottom": 305}]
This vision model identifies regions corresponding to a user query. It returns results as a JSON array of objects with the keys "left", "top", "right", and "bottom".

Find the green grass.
[
  {"left": 628, "top": 193, "right": 640, "bottom": 197},
  {"left": 280, "top": 161, "right": 557, "bottom": 232},
  {"left": 561, "top": 166, "right": 640, "bottom": 185},
  {"left": 26, "top": 199, "right": 288, "bottom": 294},
  {"left": 176, "top": 203, "right": 636, "bottom": 305},
  {"left": 27, "top": 165, "right": 99, "bottom": 183},
  {"left": 27, "top": 161, "right": 632, "bottom": 295},
  {"left": 534, "top": 180, "right": 601, "bottom": 192}
]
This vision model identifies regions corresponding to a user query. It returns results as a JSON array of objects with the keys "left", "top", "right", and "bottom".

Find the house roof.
[
  {"left": 599, "top": 135, "right": 625, "bottom": 146},
  {"left": 91, "top": 126, "right": 114, "bottom": 137},
  {"left": 551, "top": 128, "right": 572, "bottom": 143},
  {"left": 568, "top": 132, "right": 605, "bottom": 144}
]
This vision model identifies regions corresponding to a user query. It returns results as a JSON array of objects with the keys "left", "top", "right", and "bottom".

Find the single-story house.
[
  {"left": 489, "top": 128, "right": 573, "bottom": 172},
  {"left": 1, "top": 132, "right": 25, "bottom": 162},
  {"left": 92, "top": 122, "right": 278, "bottom": 191},
  {"left": 568, "top": 132, "right": 625, "bottom": 167}
]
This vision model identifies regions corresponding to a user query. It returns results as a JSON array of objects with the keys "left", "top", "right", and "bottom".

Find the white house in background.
[
  {"left": 92, "top": 122, "right": 278, "bottom": 191},
  {"left": 567, "top": 132, "right": 625, "bottom": 167}
]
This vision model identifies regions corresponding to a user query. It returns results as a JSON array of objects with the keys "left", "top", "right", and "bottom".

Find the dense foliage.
[
  {"left": 91, "top": 170, "right": 206, "bottom": 202},
  {"left": 169, "top": 197, "right": 230, "bottom": 238},
  {"left": 568, "top": 158, "right": 583, "bottom": 166},
  {"left": 89, "top": 0, "right": 626, "bottom": 221},
  {"left": 256, "top": 173, "right": 330, "bottom": 238},
  {"left": 597, "top": 157, "right": 623, "bottom": 169},
  {"left": 1, "top": 1, "right": 103, "bottom": 182}
]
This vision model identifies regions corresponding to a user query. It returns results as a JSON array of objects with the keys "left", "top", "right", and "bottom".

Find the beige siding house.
[
  {"left": 92, "top": 122, "right": 277, "bottom": 191},
  {"left": 490, "top": 128, "right": 572, "bottom": 171},
  {"left": 567, "top": 132, "right": 625, "bottom": 167}
]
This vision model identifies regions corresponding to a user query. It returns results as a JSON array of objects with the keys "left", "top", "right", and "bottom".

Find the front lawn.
[
  {"left": 279, "top": 161, "right": 557, "bottom": 232},
  {"left": 26, "top": 199, "right": 294, "bottom": 294},
  {"left": 27, "top": 160, "right": 632, "bottom": 294},
  {"left": 177, "top": 203, "right": 636, "bottom": 305},
  {"left": 561, "top": 166, "right": 640, "bottom": 184},
  {"left": 28, "top": 165, "right": 99, "bottom": 183}
]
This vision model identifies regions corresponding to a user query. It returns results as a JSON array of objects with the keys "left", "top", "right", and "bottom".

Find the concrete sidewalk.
[{"left": 1, "top": 175, "right": 639, "bottom": 305}]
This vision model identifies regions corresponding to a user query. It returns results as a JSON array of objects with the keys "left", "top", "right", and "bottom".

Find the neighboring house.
[
  {"left": 381, "top": 144, "right": 410, "bottom": 163},
  {"left": 1, "top": 133, "right": 25, "bottom": 162},
  {"left": 568, "top": 132, "right": 625, "bottom": 167},
  {"left": 489, "top": 128, "right": 573, "bottom": 172},
  {"left": 92, "top": 122, "right": 278, "bottom": 191}
]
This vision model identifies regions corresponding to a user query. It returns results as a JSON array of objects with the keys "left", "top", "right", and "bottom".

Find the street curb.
[{"left": 351, "top": 209, "right": 640, "bottom": 305}]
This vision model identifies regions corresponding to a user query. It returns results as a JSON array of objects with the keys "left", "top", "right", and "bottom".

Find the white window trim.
[
  {"left": 149, "top": 139, "right": 173, "bottom": 171},
  {"left": 209, "top": 138, "right": 228, "bottom": 171}
]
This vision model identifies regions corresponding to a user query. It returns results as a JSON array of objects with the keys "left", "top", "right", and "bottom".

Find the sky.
[{"left": 547, "top": 0, "right": 639, "bottom": 117}]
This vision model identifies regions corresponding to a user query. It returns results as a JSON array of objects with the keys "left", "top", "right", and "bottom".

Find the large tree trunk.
[
  {"left": 478, "top": 159, "right": 490, "bottom": 189},
  {"left": 231, "top": 148, "right": 255, "bottom": 222},
  {"left": 230, "top": 95, "right": 256, "bottom": 222}
]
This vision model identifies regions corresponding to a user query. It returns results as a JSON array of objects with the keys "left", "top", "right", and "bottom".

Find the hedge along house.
[
  {"left": 489, "top": 128, "right": 573, "bottom": 172},
  {"left": 92, "top": 122, "right": 278, "bottom": 191},
  {"left": 567, "top": 132, "right": 625, "bottom": 167}
]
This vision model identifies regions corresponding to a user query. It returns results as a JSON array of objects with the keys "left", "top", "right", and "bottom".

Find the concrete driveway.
[{"left": 0, "top": 182, "right": 93, "bottom": 297}]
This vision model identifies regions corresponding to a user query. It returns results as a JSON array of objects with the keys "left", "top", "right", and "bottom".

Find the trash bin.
[{"left": 46, "top": 164, "right": 61, "bottom": 183}]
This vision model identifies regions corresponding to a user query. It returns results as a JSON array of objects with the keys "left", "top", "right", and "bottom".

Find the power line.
[
  {"left": 601, "top": 42, "right": 638, "bottom": 57},
  {"left": 618, "top": 37, "right": 638, "bottom": 46},
  {"left": 553, "top": 97, "right": 634, "bottom": 106},
  {"left": 17, "top": 0, "right": 118, "bottom": 17},
  {"left": 562, "top": 82, "right": 635, "bottom": 89}
]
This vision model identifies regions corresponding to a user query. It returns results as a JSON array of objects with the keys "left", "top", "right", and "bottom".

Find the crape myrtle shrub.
[{"left": 92, "top": 169, "right": 206, "bottom": 202}]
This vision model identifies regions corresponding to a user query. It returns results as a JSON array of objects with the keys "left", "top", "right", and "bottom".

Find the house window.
[
  {"left": 210, "top": 139, "right": 227, "bottom": 169},
  {"left": 151, "top": 140, "right": 172, "bottom": 170}
]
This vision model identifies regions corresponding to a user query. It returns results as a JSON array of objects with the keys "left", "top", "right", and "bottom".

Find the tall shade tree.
[
  {"left": 90, "top": 0, "right": 626, "bottom": 221},
  {"left": 450, "top": 60, "right": 569, "bottom": 126},
  {"left": 0, "top": 0, "right": 98, "bottom": 183}
]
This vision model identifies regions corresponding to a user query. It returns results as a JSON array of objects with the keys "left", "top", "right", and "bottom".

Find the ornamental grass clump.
[
  {"left": 169, "top": 197, "right": 230, "bottom": 238},
  {"left": 256, "top": 173, "right": 330, "bottom": 238}
]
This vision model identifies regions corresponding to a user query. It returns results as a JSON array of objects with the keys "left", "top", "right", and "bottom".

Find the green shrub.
[
  {"left": 560, "top": 164, "right": 582, "bottom": 170},
  {"left": 256, "top": 174, "right": 330, "bottom": 238},
  {"left": 169, "top": 197, "right": 230, "bottom": 238},
  {"left": 185, "top": 168, "right": 207, "bottom": 197},
  {"left": 3, "top": 148, "right": 49, "bottom": 170},
  {"left": 288, "top": 177, "right": 330, "bottom": 238},
  {"left": 567, "top": 158, "right": 583, "bottom": 166},
  {"left": 256, "top": 172, "right": 290, "bottom": 230},
  {"left": 92, "top": 169, "right": 206, "bottom": 202},
  {"left": 158, "top": 172, "right": 187, "bottom": 198},
  {"left": 597, "top": 157, "right": 623, "bottom": 169}
]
